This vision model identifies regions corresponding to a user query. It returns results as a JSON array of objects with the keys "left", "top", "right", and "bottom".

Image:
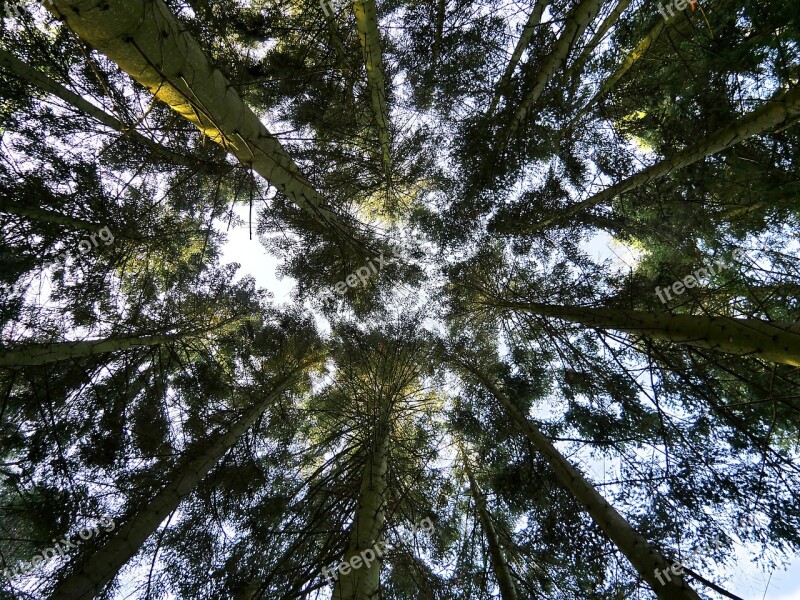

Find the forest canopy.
[{"left": 1, "top": 0, "right": 799, "bottom": 598}]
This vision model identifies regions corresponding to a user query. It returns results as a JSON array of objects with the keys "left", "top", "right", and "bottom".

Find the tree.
[{"left": 2, "top": 0, "right": 800, "bottom": 597}]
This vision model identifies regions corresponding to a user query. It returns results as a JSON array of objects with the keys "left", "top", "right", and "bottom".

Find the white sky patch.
[{"left": 217, "top": 203, "right": 296, "bottom": 305}]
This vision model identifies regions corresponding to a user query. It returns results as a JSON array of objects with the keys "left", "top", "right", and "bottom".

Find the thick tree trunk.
[
  {"left": 496, "top": 300, "right": 800, "bottom": 366},
  {"left": 496, "top": 0, "right": 603, "bottom": 152},
  {"left": 462, "top": 451, "right": 519, "bottom": 600},
  {"left": 353, "top": 0, "right": 392, "bottom": 184},
  {"left": 47, "top": 0, "right": 358, "bottom": 242},
  {"left": 0, "top": 334, "right": 177, "bottom": 367},
  {"left": 0, "top": 49, "right": 219, "bottom": 171},
  {"left": 455, "top": 361, "right": 701, "bottom": 599},
  {"left": 49, "top": 373, "right": 301, "bottom": 600},
  {"left": 523, "top": 85, "right": 800, "bottom": 232},
  {"left": 332, "top": 430, "right": 390, "bottom": 600},
  {"left": 486, "top": 0, "right": 549, "bottom": 116}
]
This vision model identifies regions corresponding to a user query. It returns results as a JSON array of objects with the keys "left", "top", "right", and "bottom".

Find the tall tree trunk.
[
  {"left": 47, "top": 0, "right": 360, "bottom": 244},
  {"left": 0, "top": 334, "right": 180, "bottom": 367},
  {"left": 353, "top": 0, "right": 392, "bottom": 185},
  {"left": 571, "top": 14, "right": 675, "bottom": 123},
  {"left": 461, "top": 448, "right": 519, "bottom": 600},
  {"left": 332, "top": 429, "right": 390, "bottom": 600},
  {"left": 49, "top": 372, "right": 302, "bottom": 600},
  {"left": 495, "top": 0, "right": 603, "bottom": 154},
  {"left": 0, "top": 196, "right": 108, "bottom": 234},
  {"left": 566, "top": 0, "right": 634, "bottom": 79},
  {"left": 453, "top": 360, "right": 701, "bottom": 599},
  {"left": 431, "top": 0, "right": 447, "bottom": 68},
  {"left": 323, "top": 10, "right": 357, "bottom": 108},
  {"left": 0, "top": 49, "right": 220, "bottom": 171},
  {"left": 494, "top": 300, "right": 800, "bottom": 366},
  {"left": 522, "top": 84, "right": 800, "bottom": 233},
  {"left": 486, "top": 0, "right": 549, "bottom": 117},
  {"left": 568, "top": 0, "right": 735, "bottom": 125}
]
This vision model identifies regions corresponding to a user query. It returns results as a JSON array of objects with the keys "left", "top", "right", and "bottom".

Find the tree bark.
[
  {"left": 486, "top": 0, "right": 549, "bottom": 117},
  {"left": 0, "top": 49, "right": 221, "bottom": 171},
  {"left": 332, "top": 430, "right": 390, "bottom": 600},
  {"left": 462, "top": 450, "right": 519, "bottom": 600},
  {"left": 454, "top": 360, "right": 701, "bottom": 599},
  {"left": 47, "top": 0, "right": 359, "bottom": 243},
  {"left": 431, "top": 0, "right": 447, "bottom": 67},
  {"left": 566, "top": 0, "right": 634, "bottom": 78},
  {"left": 571, "top": 14, "right": 675, "bottom": 122},
  {"left": 496, "top": 0, "right": 603, "bottom": 153},
  {"left": 523, "top": 85, "right": 800, "bottom": 232},
  {"left": 0, "top": 196, "right": 108, "bottom": 234},
  {"left": 323, "top": 9, "right": 357, "bottom": 108},
  {"left": 49, "top": 373, "right": 302, "bottom": 600},
  {"left": 495, "top": 300, "right": 800, "bottom": 366},
  {"left": 353, "top": 0, "right": 392, "bottom": 184},
  {"left": 0, "top": 334, "right": 178, "bottom": 367}
]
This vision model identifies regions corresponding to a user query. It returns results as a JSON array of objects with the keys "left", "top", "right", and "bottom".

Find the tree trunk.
[
  {"left": 47, "top": 0, "right": 359, "bottom": 243},
  {"left": 332, "top": 430, "right": 390, "bottom": 600},
  {"left": 323, "top": 10, "right": 357, "bottom": 108},
  {"left": 0, "top": 49, "right": 220, "bottom": 171},
  {"left": 0, "top": 197, "right": 108, "bottom": 234},
  {"left": 0, "top": 334, "right": 178, "bottom": 367},
  {"left": 525, "top": 84, "right": 800, "bottom": 232},
  {"left": 496, "top": 0, "right": 603, "bottom": 153},
  {"left": 461, "top": 449, "right": 519, "bottom": 600},
  {"left": 567, "top": 0, "right": 634, "bottom": 78},
  {"left": 486, "top": 0, "right": 549, "bottom": 116},
  {"left": 495, "top": 300, "right": 800, "bottom": 366},
  {"left": 432, "top": 0, "right": 447, "bottom": 67},
  {"left": 455, "top": 360, "right": 701, "bottom": 599},
  {"left": 49, "top": 373, "right": 301, "bottom": 600},
  {"left": 572, "top": 14, "right": 674, "bottom": 121},
  {"left": 353, "top": 0, "right": 392, "bottom": 184}
]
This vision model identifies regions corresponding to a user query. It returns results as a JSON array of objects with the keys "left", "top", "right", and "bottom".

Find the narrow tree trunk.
[
  {"left": 324, "top": 11, "right": 357, "bottom": 108},
  {"left": 524, "top": 85, "right": 800, "bottom": 232},
  {"left": 454, "top": 360, "right": 701, "bottom": 599},
  {"left": 49, "top": 373, "right": 302, "bottom": 600},
  {"left": 486, "top": 0, "right": 549, "bottom": 117},
  {"left": 47, "top": 0, "right": 359, "bottom": 243},
  {"left": 566, "top": 0, "right": 634, "bottom": 78},
  {"left": 461, "top": 449, "right": 519, "bottom": 600},
  {"left": 571, "top": 14, "right": 674, "bottom": 122},
  {"left": 0, "top": 49, "right": 218, "bottom": 171},
  {"left": 495, "top": 300, "right": 800, "bottom": 366},
  {"left": 353, "top": 0, "right": 392, "bottom": 184},
  {"left": 496, "top": 0, "right": 603, "bottom": 153},
  {"left": 0, "top": 197, "right": 107, "bottom": 234},
  {"left": 332, "top": 430, "right": 390, "bottom": 600},
  {"left": 0, "top": 334, "right": 178, "bottom": 367},
  {"left": 431, "top": 0, "right": 447, "bottom": 67}
]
